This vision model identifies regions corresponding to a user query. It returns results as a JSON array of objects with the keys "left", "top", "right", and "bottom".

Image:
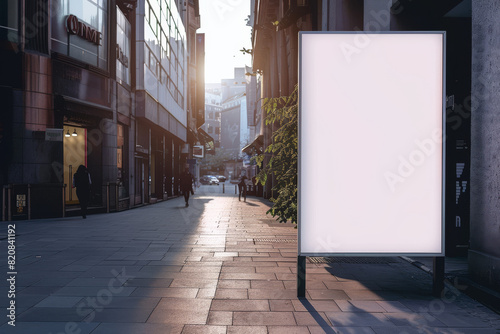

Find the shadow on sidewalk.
[
  {"left": 299, "top": 299, "right": 336, "bottom": 333},
  {"left": 243, "top": 201, "right": 259, "bottom": 207}
]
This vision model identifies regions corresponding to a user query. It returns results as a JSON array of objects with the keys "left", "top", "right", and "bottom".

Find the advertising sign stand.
[
  {"left": 298, "top": 31, "right": 446, "bottom": 300},
  {"left": 297, "top": 256, "right": 306, "bottom": 298}
]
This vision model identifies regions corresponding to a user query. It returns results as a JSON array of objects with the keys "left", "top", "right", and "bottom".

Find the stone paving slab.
[
  {"left": 211, "top": 299, "right": 270, "bottom": 312},
  {"left": 232, "top": 311, "right": 297, "bottom": 326},
  {"left": 83, "top": 307, "right": 153, "bottom": 323},
  {"left": 0, "top": 189, "right": 499, "bottom": 333},
  {"left": 0, "top": 322, "right": 100, "bottom": 334},
  {"left": 89, "top": 296, "right": 160, "bottom": 309},
  {"left": 207, "top": 311, "right": 233, "bottom": 325},
  {"left": 34, "top": 296, "right": 84, "bottom": 308}
]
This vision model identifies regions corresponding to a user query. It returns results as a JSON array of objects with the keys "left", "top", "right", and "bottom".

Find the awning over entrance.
[
  {"left": 187, "top": 127, "right": 199, "bottom": 144},
  {"left": 242, "top": 135, "right": 264, "bottom": 155},
  {"left": 197, "top": 127, "right": 215, "bottom": 155},
  {"left": 56, "top": 95, "right": 113, "bottom": 127}
]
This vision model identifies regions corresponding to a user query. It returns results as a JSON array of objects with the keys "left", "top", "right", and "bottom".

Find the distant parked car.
[
  {"left": 216, "top": 175, "right": 227, "bottom": 182},
  {"left": 209, "top": 176, "right": 220, "bottom": 185},
  {"left": 200, "top": 175, "right": 219, "bottom": 185},
  {"left": 199, "top": 176, "right": 211, "bottom": 185}
]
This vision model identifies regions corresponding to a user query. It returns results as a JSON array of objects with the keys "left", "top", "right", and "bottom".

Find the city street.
[{"left": 1, "top": 189, "right": 499, "bottom": 334}]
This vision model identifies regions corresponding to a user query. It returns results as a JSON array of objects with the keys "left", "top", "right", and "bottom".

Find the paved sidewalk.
[
  {"left": 404, "top": 256, "right": 500, "bottom": 315},
  {"left": 1, "top": 188, "right": 499, "bottom": 333}
]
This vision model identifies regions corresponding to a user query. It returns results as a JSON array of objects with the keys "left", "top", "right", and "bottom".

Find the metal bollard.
[
  {"left": 28, "top": 184, "right": 31, "bottom": 220},
  {"left": 223, "top": 183, "right": 225, "bottom": 193},
  {"left": 106, "top": 182, "right": 110, "bottom": 213},
  {"left": 69, "top": 165, "right": 73, "bottom": 201},
  {"left": 63, "top": 184, "right": 66, "bottom": 218},
  {"left": 7, "top": 186, "right": 11, "bottom": 221},
  {"left": 2, "top": 186, "right": 5, "bottom": 221},
  {"left": 116, "top": 183, "right": 119, "bottom": 212}
]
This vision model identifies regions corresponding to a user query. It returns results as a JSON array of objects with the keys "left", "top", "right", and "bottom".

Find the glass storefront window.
[
  {"left": 145, "top": 22, "right": 156, "bottom": 50},
  {"left": 145, "top": 0, "right": 150, "bottom": 22},
  {"left": 150, "top": 0, "right": 161, "bottom": 20},
  {"left": 149, "top": 9, "right": 157, "bottom": 37},
  {"left": 149, "top": 51, "right": 157, "bottom": 75},
  {"left": 63, "top": 126, "right": 87, "bottom": 204},
  {"left": 116, "top": 6, "right": 131, "bottom": 85},
  {"left": 117, "top": 123, "right": 128, "bottom": 198},
  {"left": 0, "top": 0, "right": 18, "bottom": 43},
  {"left": 162, "top": 30, "right": 169, "bottom": 55},
  {"left": 97, "top": 8, "right": 108, "bottom": 69},
  {"left": 162, "top": 2, "right": 170, "bottom": 24},
  {"left": 117, "top": 124, "right": 124, "bottom": 169}
]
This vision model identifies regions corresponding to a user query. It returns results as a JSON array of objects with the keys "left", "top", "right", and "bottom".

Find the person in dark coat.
[
  {"left": 238, "top": 174, "right": 248, "bottom": 202},
  {"left": 73, "top": 165, "right": 91, "bottom": 218},
  {"left": 179, "top": 167, "right": 194, "bottom": 207}
]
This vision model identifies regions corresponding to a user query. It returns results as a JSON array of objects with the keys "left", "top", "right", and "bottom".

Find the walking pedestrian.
[
  {"left": 180, "top": 167, "right": 194, "bottom": 207},
  {"left": 238, "top": 174, "right": 248, "bottom": 202},
  {"left": 73, "top": 165, "right": 91, "bottom": 219}
]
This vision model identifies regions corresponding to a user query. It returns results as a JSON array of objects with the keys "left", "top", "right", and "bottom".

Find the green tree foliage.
[
  {"left": 202, "top": 148, "right": 236, "bottom": 172},
  {"left": 255, "top": 86, "right": 298, "bottom": 224}
]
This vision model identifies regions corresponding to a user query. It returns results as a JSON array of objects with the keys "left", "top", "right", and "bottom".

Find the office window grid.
[{"left": 144, "top": 0, "right": 186, "bottom": 109}]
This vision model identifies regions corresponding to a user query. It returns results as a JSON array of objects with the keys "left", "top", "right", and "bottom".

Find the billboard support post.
[
  {"left": 297, "top": 256, "right": 306, "bottom": 298},
  {"left": 433, "top": 256, "right": 445, "bottom": 297}
]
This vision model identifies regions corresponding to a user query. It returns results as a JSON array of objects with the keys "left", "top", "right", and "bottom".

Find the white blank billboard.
[{"left": 299, "top": 32, "right": 445, "bottom": 256}]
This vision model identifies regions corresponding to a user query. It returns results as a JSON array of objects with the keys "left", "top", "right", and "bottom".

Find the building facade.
[
  {"left": 1, "top": 0, "right": 134, "bottom": 218},
  {"left": 203, "top": 86, "right": 222, "bottom": 149},
  {"left": 470, "top": 0, "right": 500, "bottom": 294},
  {"left": 241, "top": 65, "right": 262, "bottom": 189},
  {"left": 221, "top": 67, "right": 247, "bottom": 103},
  {"left": 134, "top": 0, "right": 190, "bottom": 203},
  {"left": 221, "top": 92, "right": 248, "bottom": 159},
  {"left": 0, "top": 0, "right": 202, "bottom": 218},
  {"left": 244, "top": 66, "right": 261, "bottom": 151},
  {"left": 203, "top": 103, "right": 222, "bottom": 149}
]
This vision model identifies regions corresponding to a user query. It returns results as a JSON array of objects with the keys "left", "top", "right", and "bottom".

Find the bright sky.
[{"left": 198, "top": 0, "right": 252, "bottom": 84}]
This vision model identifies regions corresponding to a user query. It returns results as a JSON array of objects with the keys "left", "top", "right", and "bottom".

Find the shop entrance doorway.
[
  {"left": 63, "top": 125, "right": 87, "bottom": 204},
  {"left": 135, "top": 157, "right": 146, "bottom": 205}
]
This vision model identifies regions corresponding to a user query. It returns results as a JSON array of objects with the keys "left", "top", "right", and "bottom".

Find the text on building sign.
[
  {"left": 116, "top": 45, "right": 129, "bottom": 68},
  {"left": 66, "top": 15, "right": 102, "bottom": 46}
]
